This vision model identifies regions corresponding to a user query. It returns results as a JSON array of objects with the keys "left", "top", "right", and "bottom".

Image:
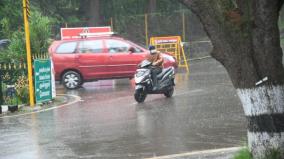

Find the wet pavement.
[{"left": 0, "top": 58, "right": 247, "bottom": 159}]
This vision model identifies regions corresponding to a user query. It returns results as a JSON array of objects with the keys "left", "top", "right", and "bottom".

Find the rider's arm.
[{"left": 153, "top": 53, "right": 164, "bottom": 66}]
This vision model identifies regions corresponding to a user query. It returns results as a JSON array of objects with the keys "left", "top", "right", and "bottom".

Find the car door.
[
  {"left": 76, "top": 39, "right": 108, "bottom": 79},
  {"left": 105, "top": 39, "right": 145, "bottom": 77},
  {"left": 51, "top": 41, "right": 78, "bottom": 80}
]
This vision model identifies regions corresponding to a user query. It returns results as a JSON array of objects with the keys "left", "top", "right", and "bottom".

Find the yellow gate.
[{"left": 150, "top": 36, "right": 189, "bottom": 72}]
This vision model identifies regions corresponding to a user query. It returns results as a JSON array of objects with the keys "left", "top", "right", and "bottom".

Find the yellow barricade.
[{"left": 150, "top": 36, "right": 189, "bottom": 73}]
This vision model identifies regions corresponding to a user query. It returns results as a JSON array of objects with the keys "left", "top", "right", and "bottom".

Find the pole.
[
  {"left": 0, "top": 74, "right": 3, "bottom": 106},
  {"left": 110, "top": 17, "right": 114, "bottom": 31},
  {"left": 23, "top": 0, "right": 35, "bottom": 107},
  {"left": 145, "top": 14, "right": 149, "bottom": 47},
  {"left": 182, "top": 11, "right": 186, "bottom": 42}
]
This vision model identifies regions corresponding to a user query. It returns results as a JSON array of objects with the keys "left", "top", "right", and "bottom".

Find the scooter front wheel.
[
  {"left": 134, "top": 89, "right": 147, "bottom": 103},
  {"left": 164, "top": 87, "right": 174, "bottom": 98}
]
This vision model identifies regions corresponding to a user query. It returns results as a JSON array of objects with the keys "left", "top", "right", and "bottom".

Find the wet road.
[{"left": 0, "top": 58, "right": 246, "bottom": 159}]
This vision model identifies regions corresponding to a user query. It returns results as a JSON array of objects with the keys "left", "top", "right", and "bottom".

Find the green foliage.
[
  {"left": 234, "top": 148, "right": 282, "bottom": 159},
  {"left": 0, "top": 0, "right": 23, "bottom": 38},
  {"left": 4, "top": 96, "right": 18, "bottom": 105},
  {"left": 1, "top": 71, "right": 28, "bottom": 105},
  {"left": 0, "top": 10, "right": 52, "bottom": 63},
  {"left": 29, "top": 11, "right": 52, "bottom": 55},
  {"left": 1, "top": 84, "right": 18, "bottom": 105},
  {"left": 234, "top": 148, "right": 253, "bottom": 159},
  {"left": 33, "top": 0, "right": 81, "bottom": 24},
  {"left": 15, "top": 75, "right": 29, "bottom": 105},
  {"left": 6, "top": 31, "right": 26, "bottom": 62},
  {"left": 0, "top": 18, "right": 13, "bottom": 38}
]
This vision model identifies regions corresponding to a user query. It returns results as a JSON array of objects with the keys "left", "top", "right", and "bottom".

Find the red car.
[{"left": 49, "top": 35, "right": 177, "bottom": 89}]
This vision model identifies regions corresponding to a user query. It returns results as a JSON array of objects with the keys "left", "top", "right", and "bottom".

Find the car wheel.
[
  {"left": 62, "top": 71, "right": 82, "bottom": 89},
  {"left": 134, "top": 89, "right": 147, "bottom": 103},
  {"left": 164, "top": 87, "right": 174, "bottom": 98}
]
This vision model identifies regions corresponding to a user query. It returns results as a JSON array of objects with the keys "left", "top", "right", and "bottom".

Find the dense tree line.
[{"left": 0, "top": 0, "right": 186, "bottom": 39}]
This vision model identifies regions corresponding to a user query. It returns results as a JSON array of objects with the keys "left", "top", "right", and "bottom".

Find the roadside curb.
[
  {"left": 144, "top": 147, "right": 242, "bottom": 159},
  {"left": 0, "top": 94, "right": 81, "bottom": 119}
]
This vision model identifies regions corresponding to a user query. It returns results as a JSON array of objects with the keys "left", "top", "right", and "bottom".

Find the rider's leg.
[{"left": 152, "top": 67, "right": 162, "bottom": 90}]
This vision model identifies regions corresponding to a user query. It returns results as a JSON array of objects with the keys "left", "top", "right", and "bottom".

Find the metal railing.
[{"left": 0, "top": 53, "right": 49, "bottom": 106}]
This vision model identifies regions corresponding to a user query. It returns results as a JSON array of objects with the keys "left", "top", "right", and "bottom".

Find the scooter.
[{"left": 134, "top": 60, "right": 175, "bottom": 103}]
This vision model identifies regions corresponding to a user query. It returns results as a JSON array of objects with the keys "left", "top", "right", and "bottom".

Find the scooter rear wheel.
[
  {"left": 134, "top": 89, "right": 147, "bottom": 103},
  {"left": 164, "top": 87, "right": 174, "bottom": 98}
]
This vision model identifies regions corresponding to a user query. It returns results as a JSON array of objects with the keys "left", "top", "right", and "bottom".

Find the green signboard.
[{"left": 34, "top": 59, "right": 52, "bottom": 103}]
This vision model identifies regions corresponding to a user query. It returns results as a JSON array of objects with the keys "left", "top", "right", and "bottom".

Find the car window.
[
  {"left": 105, "top": 39, "right": 130, "bottom": 53},
  {"left": 78, "top": 40, "right": 103, "bottom": 53},
  {"left": 126, "top": 41, "right": 144, "bottom": 53},
  {"left": 56, "top": 42, "right": 77, "bottom": 54},
  {"left": 133, "top": 47, "right": 143, "bottom": 53}
]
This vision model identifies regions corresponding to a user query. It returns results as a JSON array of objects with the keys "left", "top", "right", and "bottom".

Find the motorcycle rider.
[{"left": 146, "top": 45, "right": 164, "bottom": 91}]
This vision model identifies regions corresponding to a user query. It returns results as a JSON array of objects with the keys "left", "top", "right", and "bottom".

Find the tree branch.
[{"left": 177, "top": 0, "right": 239, "bottom": 62}]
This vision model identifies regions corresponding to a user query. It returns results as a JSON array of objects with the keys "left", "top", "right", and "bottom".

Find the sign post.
[
  {"left": 34, "top": 60, "right": 52, "bottom": 103},
  {"left": 22, "top": 0, "right": 35, "bottom": 107},
  {"left": 0, "top": 74, "right": 3, "bottom": 106}
]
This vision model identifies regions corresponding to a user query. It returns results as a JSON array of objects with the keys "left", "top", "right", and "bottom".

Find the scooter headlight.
[{"left": 136, "top": 71, "right": 146, "bottom": 77}]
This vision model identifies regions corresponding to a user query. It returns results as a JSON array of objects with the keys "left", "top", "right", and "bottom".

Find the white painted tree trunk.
[{"left": 237, "top": 85, "right": 284, "bottom": 159}]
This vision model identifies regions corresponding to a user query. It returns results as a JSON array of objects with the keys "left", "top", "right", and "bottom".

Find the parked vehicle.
[
  {"left": 0, "top": 39, "right": 10, "bottom": 51},
  {"left": 134, "top": 59, "right": 175, "bottom": 103},
  {"left": 49, "top": 34, "right": 177, "bottom": 89}
]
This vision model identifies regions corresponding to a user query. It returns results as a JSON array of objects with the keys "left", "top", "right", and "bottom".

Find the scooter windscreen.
[{"left": 139, "top": 60, "right": 152, "bottom": 68}]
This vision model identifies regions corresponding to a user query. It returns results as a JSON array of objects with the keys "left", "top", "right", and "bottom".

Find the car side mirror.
[{"left": 128, "top": 47, "right": 135, "bottom": 53}]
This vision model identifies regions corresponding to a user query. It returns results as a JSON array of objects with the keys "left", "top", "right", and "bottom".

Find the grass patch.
[
  {"left": 233, "top": 148, "right": 282, "bottom": 159},
  {"left": 234, "top": 148, "right": 252, "bottom": 159}
]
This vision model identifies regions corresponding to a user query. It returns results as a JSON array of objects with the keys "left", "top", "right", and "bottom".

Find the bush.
[
  {"left": 6, "top": 31, "right": 26, "bottom": 62},
  {"left": 0, "top": 10, "right": 52, "bottom": 63},
  {"left": 14, "top": 75, "right": 29, "bottom": 104},
  {"left": 0, "top": 10, "right": 53, "bottom": 105},
  {"left": 29, "top": 11, "right": 52, "bottom": 55},
  {"left": 0, "top": 18, "right": 13, "bottom": 38}
]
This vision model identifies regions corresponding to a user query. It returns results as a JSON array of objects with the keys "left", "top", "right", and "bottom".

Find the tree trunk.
[
  {"left": 147, "top": 0, "right": 157, "bottom": 13},
  {"left": 177, "top": 0, "right": 284, "bottom": 158},
  {"left": 87, "top": 0, "right": 101, "bottom": 26}
]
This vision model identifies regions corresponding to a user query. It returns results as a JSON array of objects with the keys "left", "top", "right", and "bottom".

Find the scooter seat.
[{"left": 157, "top": 67, "right": 172, "bottom": 80}]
